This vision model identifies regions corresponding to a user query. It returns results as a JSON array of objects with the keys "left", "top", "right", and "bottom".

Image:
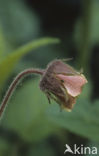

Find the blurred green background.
[{"left": 0, "top": 0, "right": 99, "bottom": 155}]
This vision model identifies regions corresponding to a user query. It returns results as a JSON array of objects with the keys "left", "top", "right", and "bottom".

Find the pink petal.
[{"left": 56, "top": 74, "right": 87, "bottom": 97}]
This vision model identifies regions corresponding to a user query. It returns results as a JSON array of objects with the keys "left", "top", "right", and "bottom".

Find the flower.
[{"left": 40, "top": 60, "right": 87, "bottom": 111}]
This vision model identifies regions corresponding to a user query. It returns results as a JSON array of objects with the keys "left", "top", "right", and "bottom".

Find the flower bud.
[{"left": 40, "top": 60, "right": 87, "bottom": 111}]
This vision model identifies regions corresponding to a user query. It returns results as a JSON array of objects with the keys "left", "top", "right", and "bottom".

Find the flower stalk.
[{"left": 0, "top": 68, "right": 44, "bottom": 118}]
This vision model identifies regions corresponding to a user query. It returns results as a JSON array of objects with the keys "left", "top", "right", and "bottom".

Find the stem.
[
  {"left": 0, "top": 68, "right": 44, "bottom": 118},
  {"left": 76, "top": 0, "right": 92, "bottom": 72}
]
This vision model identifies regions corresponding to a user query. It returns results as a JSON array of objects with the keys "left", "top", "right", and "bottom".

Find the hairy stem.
[{"left": 0, "top": 68, "right": 44, "bottom": 118}]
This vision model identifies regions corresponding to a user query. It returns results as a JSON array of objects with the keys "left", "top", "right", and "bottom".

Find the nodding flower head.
[{"left": 40, "top": 59, "right": 87, "bottom": 111}]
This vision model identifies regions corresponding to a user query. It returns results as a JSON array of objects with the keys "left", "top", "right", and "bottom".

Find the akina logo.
[{"left": 64, "top": 144, "right": 98, "bottom": 155}]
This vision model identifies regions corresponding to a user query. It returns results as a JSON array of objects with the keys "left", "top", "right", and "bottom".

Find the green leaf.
[
  {"left": 1, "top": 79, "right": 59, "bottom": 142},
  {"left": 0, "top": 37, "right": 60, "bottom": 88},
  {"left": 0, "top": 137, "right": 12, "bottom": 156},
  {"left": 0, "top": 27, "right": 6, "bottom": 59},
  {"left": 28, "top": 141, "right": 56, "bottom": 156},
  {"left": 47, "top": 98, "right": 99, "bottom": 142},
  {"left": 0, "top": 0, "right": 40, "bottom": 44}
]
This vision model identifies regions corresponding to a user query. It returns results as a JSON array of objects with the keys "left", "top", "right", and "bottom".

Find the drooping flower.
[{"left": 40, "top": 59, "right": 87, "bottom": 111}]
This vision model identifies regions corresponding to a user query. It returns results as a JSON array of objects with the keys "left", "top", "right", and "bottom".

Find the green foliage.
[
  {"left": 0, "top": 37, "right": 60, "bottom": 89},
  {"left": 0, "top": 28, "right": 6, "bottom": 58},
  {"left": 0, "top": 0, "right": 40, "bottom": 44},
  {"left": 0, "top": 0, "right": 99, "bottom": 155},
  {"left": 2, "top": 78, "right": 99, "bottom": 142},
  {"left": 47, "top": 98, "right": 99, "bottom": 142},
  {"left": 0, "top": 138, "right": 12, "bottom": 156},
  {"left": 74, "top": 1, "right": 99, "bottom": 47},
  {"left": 1, "top": 79, "right": 60, "bottom": 142},
  {"left": 90, "top": 1, "right": 99, "bottom": 44},
  {"left": 28, "top": 141, "right": 56, "bottom": 156},
  {"left": 74, "top": 0, "right": 99, "bottom": 71}
]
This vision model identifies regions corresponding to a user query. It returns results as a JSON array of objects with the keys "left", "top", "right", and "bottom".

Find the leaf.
[
  {"left": 28, "top": 141, "right": 56, "bottom": 156},
  {"left": 78, "top": 81, "right": 92, "bottom": 100},
  {"left": 0, "top": 0, "right": 40, "bottom": 43},
  {"left": 1, "top": 79, "right": 59, "bottom": 142},
  {"left": 0, "top": 37, "right": 60, "bottom": 88},
  {"left": 46, "top": 98, "right": 99, "bottom": 142},
  {"left": 0, "top": 137, "right": 12, "bottom": 156},
  {"left": 0, "top": 27, "right": 6, "bottom": 59}
]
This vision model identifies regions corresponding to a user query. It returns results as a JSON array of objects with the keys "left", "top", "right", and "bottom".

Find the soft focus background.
[{"left": 0, "top": 0, "right": 99, "bottom": 156}]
